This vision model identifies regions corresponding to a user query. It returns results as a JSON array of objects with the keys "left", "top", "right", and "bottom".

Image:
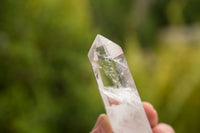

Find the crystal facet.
[{"left": 88, "top": 34, "right": 152, "bottom": 133}]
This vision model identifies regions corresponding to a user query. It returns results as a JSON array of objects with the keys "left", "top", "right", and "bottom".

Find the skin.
[{"left": 91, "top": 102, "right": 175, "bottom": 133}]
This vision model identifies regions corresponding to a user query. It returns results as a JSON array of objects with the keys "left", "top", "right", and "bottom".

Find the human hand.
[{"left": 91, "top": 102, "right": 175, "bottom": 133}]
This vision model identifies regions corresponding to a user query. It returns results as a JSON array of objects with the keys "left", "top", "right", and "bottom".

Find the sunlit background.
[{"left": 0, "top": 0, "right": 200, "bottom": 133}]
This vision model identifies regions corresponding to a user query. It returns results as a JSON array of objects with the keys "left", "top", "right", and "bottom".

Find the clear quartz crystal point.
[{"left": 88, "top": 34, "right": 152, "bottom": 133}]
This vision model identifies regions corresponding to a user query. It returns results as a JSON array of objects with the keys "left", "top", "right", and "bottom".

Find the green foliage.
[{"left": 0, "top": 0, "right": 200, "bottom": 132}]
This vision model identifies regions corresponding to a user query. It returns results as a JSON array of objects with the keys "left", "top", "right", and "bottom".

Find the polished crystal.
[{"left": 88, "top": 34, "right": 152, "bottom": 133}]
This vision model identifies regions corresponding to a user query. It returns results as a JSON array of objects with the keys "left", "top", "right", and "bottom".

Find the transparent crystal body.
[{"left": 88, "top": 34, "right": 152, "bottom": 133}]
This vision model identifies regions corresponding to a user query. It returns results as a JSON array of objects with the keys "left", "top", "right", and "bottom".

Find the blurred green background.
[{"left": 0, "top": 0, "right": 200, "bottom": 132}]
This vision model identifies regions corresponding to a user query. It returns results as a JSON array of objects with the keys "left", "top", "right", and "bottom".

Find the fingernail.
[{"left": 91, "top": 114, "right": 105, "bottom": 132}]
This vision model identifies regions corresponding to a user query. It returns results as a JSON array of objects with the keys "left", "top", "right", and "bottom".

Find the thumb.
[{"left": 90, "top": 114, "right": 112, "bottom": 133}]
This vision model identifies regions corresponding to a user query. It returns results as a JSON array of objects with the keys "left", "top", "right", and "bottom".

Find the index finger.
[{"left": 143, "top": 102, "right": 158, "bottom": 128}]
